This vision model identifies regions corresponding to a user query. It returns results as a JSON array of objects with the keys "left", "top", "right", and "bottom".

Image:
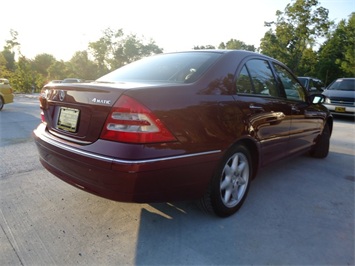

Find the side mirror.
[{"left": 310, "top": 94, "right": 327, "bottom": 104}]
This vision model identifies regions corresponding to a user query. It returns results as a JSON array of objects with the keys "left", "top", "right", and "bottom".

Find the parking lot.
[{"left": 0, "top": 95, "right": 354, "bottom": 265}]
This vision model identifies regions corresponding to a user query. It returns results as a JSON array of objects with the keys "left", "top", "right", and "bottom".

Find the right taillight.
[{"left": 100, "top": 95, "right": 176, "bottom": 144}]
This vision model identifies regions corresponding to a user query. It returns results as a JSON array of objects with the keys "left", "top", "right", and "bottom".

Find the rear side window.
[
  {"left": 236, "top": 66, "right": 253, "bottom": 94},
  {"left": 273, "top": 64, "right": 306, "bottom": 101},
  {"left": 236, "top": 59, "right": 278, "bottom": 97}
]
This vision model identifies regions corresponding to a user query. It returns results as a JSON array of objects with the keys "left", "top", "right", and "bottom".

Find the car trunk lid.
[{"left": 40, "top": 83, "right": 127, "bottom": 144}]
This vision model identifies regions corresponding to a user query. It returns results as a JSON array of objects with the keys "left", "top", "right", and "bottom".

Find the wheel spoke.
[
  {"left": 231, "top": 187, "right": 239, "bottom": 200},
  {"left": 237, "top": 161, "right": 246, "bottom": 175},
  {"left": 224, "top": 188, "right": 232, "bottom": 203},
  {"left": 224, "top": 164, "right": 232, "bottom": 177},
  {"left": 220, "top": 176, "right": 231, "bottom": 190},
  {"left": 236, "top": 176, "right": 246, "bottom": 186},
  {"left": 231, "top": 155, "right": 239, "bottom": 173}
]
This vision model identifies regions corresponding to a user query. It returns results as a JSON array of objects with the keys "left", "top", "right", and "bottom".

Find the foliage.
[
  {"left": 193, "top": 45, "right": 216, "bottom": 50},
  {"left": 11, "top": 56, "right": 37, "bottom": 93},
  {"left": 32, "top": 54, "right": 56, "bottom": 77},
  {"left": 219, "top": 39, "right": 256, "bottom": 51},
  {"left": 193, "top": 39, "right": 256, "bottom": 51},
  {"left": 0, "top": 53, "right": 12, "bottom": 79},
  {"left": 1, "top": 49, "right": 16, "bottom": 72},
  {"left": 66, "top": 51, "right": 99, "bottom": 80},
  {"left": 316, "top": 12, "right": 355, "bottom": 84},
  {"left": 260, "top": 0, "right": 332, "bottom": 74},
  {"left": 89, "top": 28, "right": 163, "bottom": 73}
]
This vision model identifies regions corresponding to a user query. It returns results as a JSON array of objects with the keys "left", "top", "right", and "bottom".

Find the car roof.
[
  {"left": 335, "top": 78, "right": 355, "bottom": 81},
  {"left": 168, "top": 49, "right": 282, "bottom": 64}
]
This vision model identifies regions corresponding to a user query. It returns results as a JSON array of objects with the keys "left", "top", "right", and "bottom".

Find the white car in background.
[{"left": 323, "top": 78, "right": 355, "bottom": 117}]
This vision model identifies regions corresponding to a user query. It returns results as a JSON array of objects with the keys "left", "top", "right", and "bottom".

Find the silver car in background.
[{"left": 323, "top": 78, "right": 355, "bottom": 117}]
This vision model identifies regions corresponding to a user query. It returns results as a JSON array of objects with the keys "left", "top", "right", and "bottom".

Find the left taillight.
[
  {"left": 39, "top": 93, "right": 48, "bottom": 123},
  {"left": 100, "top": 95, "right": 176, "bottom": 144},
  {"left": 40, "top": 111, "right": 46, "bottom": 123}
]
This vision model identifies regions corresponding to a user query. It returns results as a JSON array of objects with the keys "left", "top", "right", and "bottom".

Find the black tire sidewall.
[{"left": 311, "top": 123, "right": 330, "bottom": 158}]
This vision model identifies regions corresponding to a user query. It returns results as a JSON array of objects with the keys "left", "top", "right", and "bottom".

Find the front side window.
[{"left": 273, "top": 64, "right": 306, "bottom": 101}]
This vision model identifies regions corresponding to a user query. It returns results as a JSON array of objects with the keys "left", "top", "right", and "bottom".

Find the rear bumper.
[{"left": 33, "top": 123, "right": 221, "bottom": 202}]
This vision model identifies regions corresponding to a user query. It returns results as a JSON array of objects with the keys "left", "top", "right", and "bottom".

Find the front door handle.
[{"left": 292, "top": 106, "right": 301, "bottom": 113}]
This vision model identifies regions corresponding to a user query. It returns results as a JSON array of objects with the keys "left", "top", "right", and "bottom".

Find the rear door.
[
  {"left": 272, "top": 63, "right": 324, "bottom": 155},
  {"left": 233, "top": 58, "right": 292, "bottom": 166}
]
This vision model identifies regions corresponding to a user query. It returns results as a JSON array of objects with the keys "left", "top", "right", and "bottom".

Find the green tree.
[
  {"left": 47, "top": 60, "right": 68, "bottom": 81},
  {"left": 88, "top": 28, "right": 121, "bottom": 75},
  {"left": 0, "top": 53, "right": 12, "bottom": 78},
  {"left": 260, "top": 0, "right": 332, "bottom": 74},
  {"left": 317, "top": 13, "right": 355, "bottom": 84},
  {"left": 66, "top": 51, "right": 99, "bottom": 80},
  {"left": 4, "top": 29, "right": 20, "bottom": 52},
  {"left": 11, "top": 56, "right": 36, "bottom": 93},
  {"left": 1, "top": 49, "right": 16, "bottom": 72},
  {"left": 89, "top": 28, "right": 163, "bottom": 73},
  {"left": 193, "top": 45, "right": 216, "bottom": 50},
  {"left": 298, "top": 48, "right": 318, "bottom": 76},
  {"left": 32, "top": 53, "right": 56, "bottom": 78},
  {"left": 1, "top": 29, "right": 20, "bottom": 73},
  {"left": 338, "top": 13, "right": 355, "bottom": 77},
  {"left": 218, "top": 39, "right": 256, "bottom": 51},
  {"left": 112, "top": 34, "right": 163, "bottom": 69}
]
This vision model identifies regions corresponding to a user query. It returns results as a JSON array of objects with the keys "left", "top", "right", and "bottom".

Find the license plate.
[
  {"left": 335, "top": 107, "right": 346, "bottom": 113},
  {"left": 57, "top": 107, "right": 80, "bottom": 132}
]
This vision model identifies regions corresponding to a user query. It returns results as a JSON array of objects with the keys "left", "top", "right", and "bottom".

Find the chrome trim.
[
  {"left": 38, "top": 130, "right": 221, "bottom": 165},
  {"left": 113, "top": 150, "right": 221, "bottom": 164},
  {"left": 49, "top": 130, "right": 91, "bottom": 145}
]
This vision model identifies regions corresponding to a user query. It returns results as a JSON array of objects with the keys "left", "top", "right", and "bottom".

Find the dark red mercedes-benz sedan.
[{"left": 33, "top": 50, "right": 333, "bottom": 217}]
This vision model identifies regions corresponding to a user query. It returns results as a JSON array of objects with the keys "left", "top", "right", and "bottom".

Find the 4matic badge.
[{"left": 91, "top": 98, "right": 111, "bottom": 105}]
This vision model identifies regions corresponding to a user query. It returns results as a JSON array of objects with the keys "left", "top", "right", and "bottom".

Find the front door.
[{"left": 272, "top": 63, "right": 323, "bottom": 155}]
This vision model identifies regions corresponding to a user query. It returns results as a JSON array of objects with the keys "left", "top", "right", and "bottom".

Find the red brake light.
[
  {"left": 100, "top": 95, "right": 176, "bottom": 143},
  {"left": 40, "top": 111, "right": 46, "bottom": 123}
]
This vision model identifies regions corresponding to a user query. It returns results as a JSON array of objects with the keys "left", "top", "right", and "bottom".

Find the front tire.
[{"left": 200, "top": 145, "right": 252, "bottom": 217}]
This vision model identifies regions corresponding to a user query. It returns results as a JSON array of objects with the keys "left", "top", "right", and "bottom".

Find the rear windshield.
[
  {"left": 97, "top": 52, "right": 221, "bottom": 84},
  {"left": 327, "top": 79, "right": 355, "bottom": 91}
]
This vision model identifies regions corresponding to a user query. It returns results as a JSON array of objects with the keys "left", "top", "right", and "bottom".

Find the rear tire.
[
  {"left": 199, "top": 145, "right": 252, "bottom": 217},
  {"left": 310, "top": 123, "right": 330, "bottom": 158}
]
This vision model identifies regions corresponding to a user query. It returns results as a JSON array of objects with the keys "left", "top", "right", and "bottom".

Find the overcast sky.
[{"left": 1, "top": 0, "right": 354, "bottom": 61}]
